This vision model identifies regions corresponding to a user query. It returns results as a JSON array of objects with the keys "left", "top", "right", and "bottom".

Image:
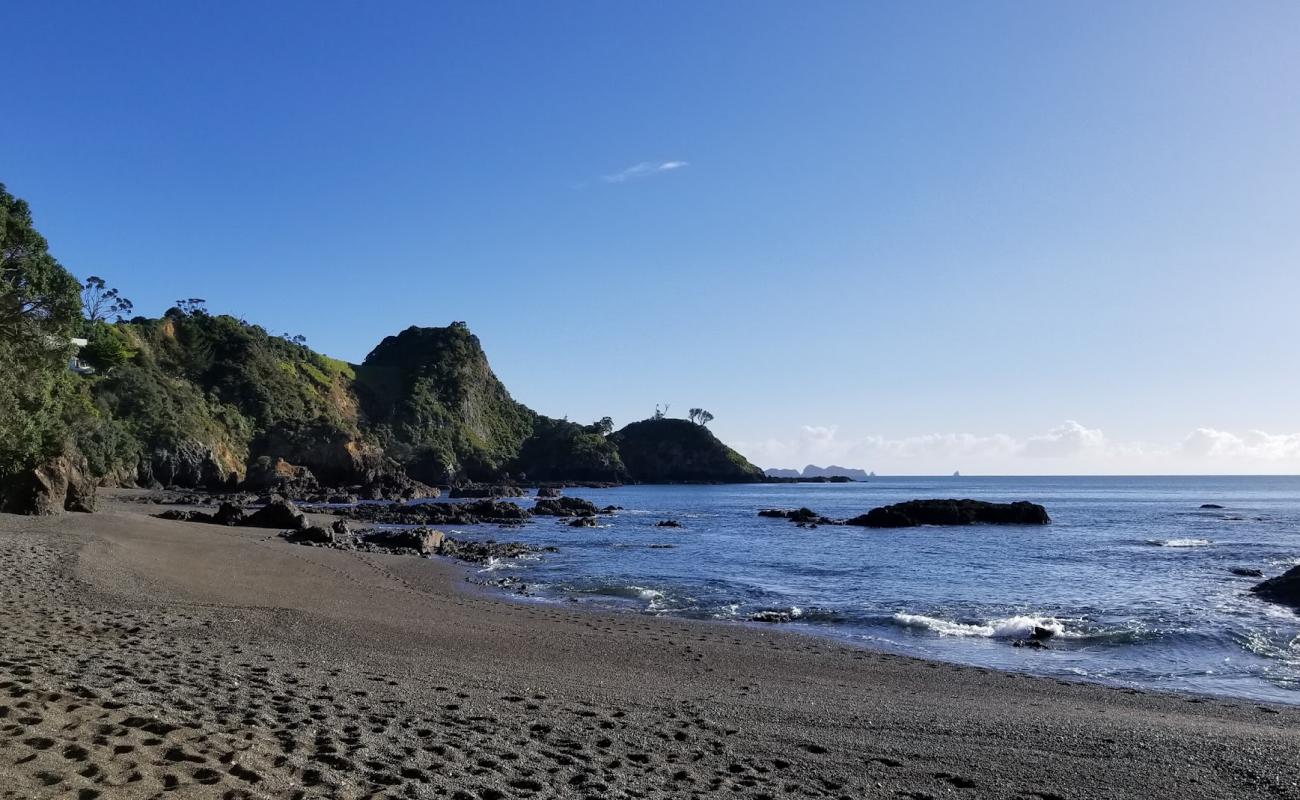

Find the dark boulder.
[
  {"left": 0, "top": 456, "right": 96, "bottom": 515},
  {"left": 536, "top": 487, "right": 563, "bottom": 498},
  {"left": 1230, "top": 567, "right": 1264, "bottom": 578},
  {"left": 212, "top": 502, "right": 247, "bottom": 526},
  {"left": 284, "top": 525, "right": 336, "bottom": 545},
  {"left": 569, "top": 516, "right": 599, "bottom": 528},
  {"left": 246, "top": 499, "right": 310, "bottom": 531},
  {"left": 758, "top": 507, "right": 823, "bottom": 523},
  {"left": 845, "top": 499, "right": 1050, "bottom": 528},
  {"left": 533, "top": 497, "right": 599, "bottom": 517},
  {"left": 1251, "top": 566, "right": 1300, "bottom": 609},
  {"left": 243, "top": 457, "right": 319, "bottom": 498},
  {"left": 656, "top": 520, "right": 682, "bottom": 528},
  {"left": 361, "top": 528, "right": 446, "bottom": 554},
  {"left": 153, "top": 509, "right": 211, "bottom": 523},
  {"left": 1200, "top": 504, "right": 1225, "bottom": 509}
]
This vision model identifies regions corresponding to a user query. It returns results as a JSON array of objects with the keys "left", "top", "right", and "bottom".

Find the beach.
[{"left": 1, "top": 497, "right": 1297, "bottom": 800}]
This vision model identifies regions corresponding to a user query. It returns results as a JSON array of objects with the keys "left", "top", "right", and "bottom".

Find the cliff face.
[
  {"left": 354, "top": 324, "right": 536, "bottom": 484},
  {"left": 611, "top": 419, "right": 765, "bottom": 484}
]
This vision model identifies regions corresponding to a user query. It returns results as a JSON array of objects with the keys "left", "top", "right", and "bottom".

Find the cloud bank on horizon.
[{"left": 736, "top": 421, "right": 1300, "bottom": 475}]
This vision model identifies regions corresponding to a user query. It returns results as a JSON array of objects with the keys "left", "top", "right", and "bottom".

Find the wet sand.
[{"left": 1, "top": 497, "right": 1298, "bottom": 799}]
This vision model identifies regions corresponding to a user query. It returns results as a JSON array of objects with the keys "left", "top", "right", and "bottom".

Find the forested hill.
[{"left": 0, "top": 184, "right": 763, "bottom": 513}]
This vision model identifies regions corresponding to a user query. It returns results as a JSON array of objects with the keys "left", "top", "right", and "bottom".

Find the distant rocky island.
[
  {"left": 764, "top": 464, "right": 871, "bottom": 481},
  {"left": 0, "top": 184, "right": 766, "bottom": 514}
]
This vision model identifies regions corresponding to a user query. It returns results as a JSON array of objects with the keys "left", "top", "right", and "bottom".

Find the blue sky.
[{"left": 6, "top": 1, "right": 1299, "bottom": 473}]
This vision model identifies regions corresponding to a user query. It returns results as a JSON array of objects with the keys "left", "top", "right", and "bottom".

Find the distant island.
[
  {"left": 764, "top": 464, "right": 871, "bottom": 481},
  {"left": 0, "top": 184, "right": 765, "bottom": 514}
]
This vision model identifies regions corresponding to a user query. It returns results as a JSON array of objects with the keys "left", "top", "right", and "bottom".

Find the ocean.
[{"left": 432, "top": 476, "right": 1300, "bottom": 703}]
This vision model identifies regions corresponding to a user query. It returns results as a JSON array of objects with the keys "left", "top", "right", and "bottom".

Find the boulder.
[
  {"left": 1200, "top": 504, "right": 1225, "bottom": 509},
  {"left": 758, "top": 507, "right": 823, "bottom": 523},
  {"left": 0, "top": 456, "right": 97, "bottom": 515},
  {"left": 1251, "top": 566, "right": 1300, "bottom": 609},
  {"left": 212, "top": 502, "right": 247, "bottom": 526},
  {"left": 362, "top": 528, "right": 446, "bottom": 554},
  {"left": 655, "top": 520, "right": 682, "bottom": 528},
  {"left": 246, "top": 499, "right": 309, "bottom": 531},
  {"left": 285, "top": 525, "right": 336, "bottom": 545},
  {"left": 536, "top": 487, "right": 563, "bottom": 498},
  {"left": 533, "top": 497, "right": 599, "bottom": 517},
  {"left": 1230, "top": 567, "right": 1264, "bottom": 578},
  {"left": 244, "top": 457, "right": 319, "bottom": 498},
  {"left": 569, "top": 516, "right": 599, "bottom": 528},
  {"left": 845, "top": 499, "right": 1050, "bottom": 528}
]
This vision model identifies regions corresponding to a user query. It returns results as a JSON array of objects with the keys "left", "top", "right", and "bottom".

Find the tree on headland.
[
  {"left": 81, "top": 276, "right": 133, "bottom": 323},
  {"left": 688, "top": 408, "right": 714, "bottom": 426},
  {"left": 586, "top": 416, "right": 614, "bottom": 436},
  {"left": 0, "top": 183, "right": 85, "bottom": 478},
  {"left": 653, "top": 404, "right": 670, "bottom": 420},
  {"left": 173, "top": 298, "right": 208, "bottom": 316}
]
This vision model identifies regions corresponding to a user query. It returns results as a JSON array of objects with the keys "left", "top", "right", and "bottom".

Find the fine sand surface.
[{"left": 1, "top": 497, "right": 1298, "bottom": 799}]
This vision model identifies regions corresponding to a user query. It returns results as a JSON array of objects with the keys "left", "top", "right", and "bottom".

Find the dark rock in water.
[
  {"left": 246, "top": 499, "right": 310, "bottom": 531},
  {"left": 1230, "top": 567, "right": 1264, "bottom": 578},
  {"left": 1030, "top": 625, "right": 1056, "bottom": 641},
  {"left": 284, "top": 525, "right": 336, "bottom": 545},
  {"left": 437, "top": 537, "right": 556, "bottom": 565},
  {"left": 656, "top": 520, "right": 682, "bottom": 528},
  {"left": 361, "top": 527, "right": 445, "bottom": 554},
  {"left": 845, "top": 499, "right": 1051, "bottom": 528},
  {"left": 533, "top": 497, "right": 599, "bottom": 517},
  {"left": 536, "top": 486, "right": 563, "bottom": 498},
  {"left": 449, "top": 484, "right": 526, "bottom": 499},
  {"left": 758, "top": 507, "right": 825, "bottom": 523},
  {"left": 1200, "top": 503, "right": 1225, "bottom": 509},
  {"left": 1012, "top": 639, "right": 1048, "bottom": 650},
  {"left": 600, "top": 505, "right": 623, "bottom": 513},
  {"left": 569, "top": 516, "right": 599, "bottom": 528},
  {"left": 1251, "top": 566, "right": 1300, "bottom": 609}
]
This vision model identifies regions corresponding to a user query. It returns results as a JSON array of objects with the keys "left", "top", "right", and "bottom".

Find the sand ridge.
[{"left": 1, "top": 499, "right": 1298, "bottom": 799}]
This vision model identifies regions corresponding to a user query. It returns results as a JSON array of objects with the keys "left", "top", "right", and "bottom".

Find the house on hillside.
[{"left": 68, "top": 338, "right": 95, "bottom": 375}]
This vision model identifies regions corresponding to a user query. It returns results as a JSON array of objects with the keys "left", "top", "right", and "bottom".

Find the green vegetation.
[
  {"left": 611, "top": 418, "right": 765, "bottom": 484},
  {"left": 0, "top": 183, "right": 84, "bottom": 483},
  {"left": 0, "top": 185, "right": 766, "bottom": 506}
]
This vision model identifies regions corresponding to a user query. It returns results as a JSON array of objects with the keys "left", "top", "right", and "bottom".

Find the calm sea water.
[{"left": 431, "top": 477, "right": 1300, "bottom": 703}]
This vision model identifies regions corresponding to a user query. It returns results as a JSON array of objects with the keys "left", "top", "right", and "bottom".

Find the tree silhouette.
[
  {"left": 688, "top": 408, "right": 714, "bottom": 426},
  {"left": 81, "top": 276, "right": 134, "bottom": 323}
]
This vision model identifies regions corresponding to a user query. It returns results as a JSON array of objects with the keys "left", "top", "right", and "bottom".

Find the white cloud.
[
  {"left": 1179, "top": 428, "right": 1300, "bottom": 461},
  {"left": 601, "top": 160, "right": 689, "bottom": 183},
  {"left": 735, "top": 421, "right": 1300, "bottom": 475}
]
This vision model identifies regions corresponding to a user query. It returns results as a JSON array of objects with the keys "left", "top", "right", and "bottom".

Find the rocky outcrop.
[
  {"left": 342, "top": 499, "right": 531, "bottom": 526},
  {"left": 361, "top": 528, "right": 446, "bottom": 554},
  {"left": 536, "top": 487, "right": 563, "bottom": 498},
  {"left": 0, "top": 456, "right": 97, "bottom": 515},
  {"left": 846, "top": 499, "right": 1050, "bottom": 528},
  {"left": 532, "top": 497, "right": 599, "bottom": 517},
  {"left": 139, "top": 441, "right": 239, "bottom": 490},
  {"left": 246, "top": 499, "right": 310, "bottom": 531},
  {"left": 1251, "top": 566, "right": 1300, "bottom": 609},
  {"left": 449, "top": 485, "right": 527, "bottom": 499},
  {"left": 611, "top": 419, "right": 764, "bottom": 484},
  {"left": 244, "top": 457, "right": 319, "bottom": 498},
  {"left": 759, "top": 508, "right": 826, "bottom": 523}
]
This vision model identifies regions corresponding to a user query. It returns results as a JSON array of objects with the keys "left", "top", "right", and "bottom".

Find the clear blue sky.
[{"left": 6, "top": 1, "right": 1299, "bottom": 473}]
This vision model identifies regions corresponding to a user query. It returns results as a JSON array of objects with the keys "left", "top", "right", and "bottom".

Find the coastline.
[{"left": 1, "top": 498, "right": 1298, "bottom": 799}]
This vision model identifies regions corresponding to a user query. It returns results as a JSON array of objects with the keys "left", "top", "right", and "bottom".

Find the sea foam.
[{"left": 893, "top": 612, "right": 1075, "bottom": 639}]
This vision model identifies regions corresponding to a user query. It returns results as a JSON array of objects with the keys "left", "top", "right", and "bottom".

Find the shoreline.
[{"left": 1, "top": 499, "right": 1297, "bottom": 799}]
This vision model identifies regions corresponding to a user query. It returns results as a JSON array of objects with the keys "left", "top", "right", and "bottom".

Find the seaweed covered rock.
[
  {"left": 846, "top": 499, "right": 1050, "bottom": 528},
  {"left": 1251, "top": 566, "right": 1300, "bottom": 609},
  {"left": 611, "top": 418, "right": 764, "bottom": 484}
]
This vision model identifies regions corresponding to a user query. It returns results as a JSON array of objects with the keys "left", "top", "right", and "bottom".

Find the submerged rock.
[
  {"left": 1200, "top": 503, "right": 1225, "bottom": 509},
  {"left": 757, "top": 507, "right": 836, "bottom": 525},
  {"left": 845, "top": 499, "right": 1050, "bottom": 528},
  {"left": 1251, "top": 566, "right": 1300, "bottom": 609},
  {"left": 1230, "top": 567, "right": 1264, "bottom": 578},
  {"left": 655, "top": 520, "right": 682, "bottom": 528},
  {"left": 568, "top": 516, "right": 599, "bottom": 528}
]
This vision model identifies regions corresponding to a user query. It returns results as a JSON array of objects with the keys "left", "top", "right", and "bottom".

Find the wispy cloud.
[{"left": 601, "top": 160, "right": 689, "bottom": 184}]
